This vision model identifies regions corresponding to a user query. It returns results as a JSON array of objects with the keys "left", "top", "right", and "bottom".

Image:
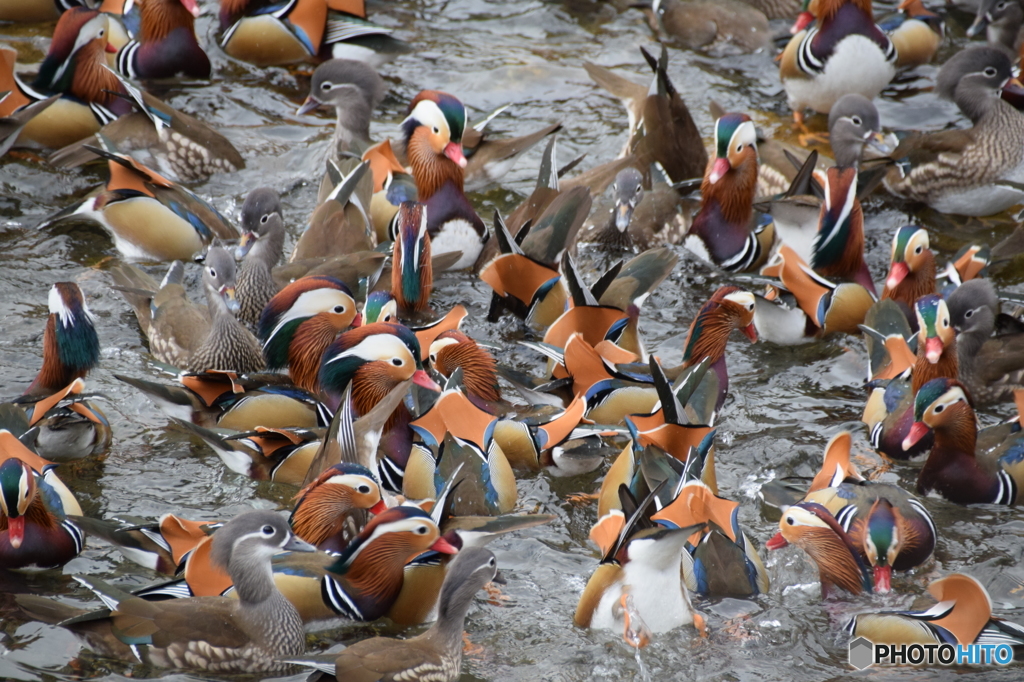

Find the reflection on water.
[{"left": 1, "top": 1, "right": 1024, "bottom": 681}]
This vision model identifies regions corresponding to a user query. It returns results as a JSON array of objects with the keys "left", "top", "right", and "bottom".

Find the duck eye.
[
  {"left": 357, "top": 485, "right": 371, "bottom": 494},
  {"left": 432, "top": 126, "right": 440, "bottom": 134},
  {"left": 851, "top": 116, "right": 862, "bottom": 126},
  {"left": 934, "top": 404, "right": 945, "bottom": 413},
  {"left": 914, "top": 246, "right": 922, "bottom": 254},
  {"left": 383, "top": 314, "right": 392, "bottom": 322},
  {"left": 785, "top": 516, "right": 794, "bottom": 526},
  {"left": 429, "top": 353, "right": 437, "bottom": 363},
  {"left": 321, "top": 81, "right": 333, "bottom": 91},
  {"left": 260, "top": 214, "right": 270, "bottom": 224},
  {"left": 333, "top": 305, "right": 346, "bottom": 314},
  {"left": 965, "top": 309, "right": 974, "bottom": 318},
  {"left": 208, "top": 267, "right": 217, "bottom": 278},
  {"left": 942, "top": 317, "right": 949, "bottom": 327},
  {"left": 489, "top": 558, "right": 496, "bottom": 567},
  {"left": 984, "top": 67, "right": 998, "bottom": 78},
  {"left": 416, "top": 525, "right": 428, "bottom": 534},
  {"left": 392, "top": 358, "right": 403, "bottom": 366},
  {"left": 735, "top": 144, "right": 743, "bottom": 153},
  {"left": 261, "top": 525, "right": 275, "bottom": 536},
  {"left": 635, "top": 184, "right": 642, "bottom": 193}
]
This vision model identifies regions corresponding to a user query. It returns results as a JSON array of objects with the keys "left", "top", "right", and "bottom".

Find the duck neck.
[
  {"left": 330, "top": 544, "right": 409, "bottom": 621},
  {"left": 30, "top": 313, "right": 96, "bottom": 394},
  {"left": 423, "top": 580, "right": 478, "bottom": 654},
  {"left": 69, "top": 41, "right": 124, "bottom": 107},
  {"left": 699, "top": 161, "right": 756, "bottom": 228},
  {"left": 288, "top": 315, "right": 343, "bottom": 394},
  {"left": 681, "top": 303, "right": 733, "bottom": 368},
  {"left": 140, "top": 0, "right": 195, "bottom": 43},
  {"left": 333, "top": 99, "right": 372, "bottom": 158},
  {"left": 911, "top": 337, "right": 958, "bottom": 393},
  {"left": 802, "top": 525, "right": 871, "bottom": 596},
  {"left": 408, "top": 129, "right": 464, "bottom": 200}
]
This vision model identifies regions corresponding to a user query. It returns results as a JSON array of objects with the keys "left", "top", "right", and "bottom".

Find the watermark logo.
[{"left": 849, "top": 637, "right": 1015, "bottom": 669}]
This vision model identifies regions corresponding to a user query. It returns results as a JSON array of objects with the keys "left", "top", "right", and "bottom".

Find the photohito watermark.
[{"left": 849, "top": 637, "right": 1015, "bottom": 669}]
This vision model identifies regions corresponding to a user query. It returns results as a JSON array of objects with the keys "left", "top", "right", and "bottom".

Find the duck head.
[
  {"left": 428, "top": 330, "right": 501, "bottom": 404},
  {"left": 611, "top": 167, "right": 644, "bottom": 234},
  {"left": 403, "top": 90, "right": 467, "bottom": 198},
  {"left": 296, "top": 58, "right": 385, "bottom": 146},
  {"left": 33, "top": 9, "right": 119, "bottom": 104},
  {"left": 201, "top": 246, "right": 241, "bottom": 316},
  {"left": 903, "top": 377, "right": 976, "bottom": 452},
  {"left": 361, "top": 290, "right": 397, "bottom": 325},
  {"left": 827, "top": 94, "right": 893, "bottom": 168},
  {"left": 914, "top": 295, "right": 954, "bottom": 365},
  {"left": 767, "top": 502, "right": 872, "bottom": 596},
  {"left": 682, "top": 286, "right": 757, "bottom": 367},
  {"left": 0, "top": 458, "right": 39, "bottom": 550},
  {"left": 319, "top": 322, "right": 441, "bottom": 415},
  {"left": 236, "top": 187, "right": 283, "bottom": 259},
  {"left": 28, "top": 282, "right": 100, "bottom": 396},
  {"left": 884, "top": 226, "right": 933, "bottom": 294},
  {"left": 936, "top": 45, "right": 1022, "bottom": 123},
  {"left": 290, "top": 462, "right": 387, "bottom": 548}
]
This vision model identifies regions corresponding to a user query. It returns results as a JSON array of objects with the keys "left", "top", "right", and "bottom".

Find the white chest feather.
[
  {"left": 431, "top": 219, "right": 483, "bottom": 270},
  {"left": 785, "top": 35, "right": 896, "bottom": 114}
]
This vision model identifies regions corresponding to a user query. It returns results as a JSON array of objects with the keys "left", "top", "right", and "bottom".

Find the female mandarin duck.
[
  {"left": 967, "top": 0, "right": 1024, "bottom": 56},
  {"left": 0, "top": 431, "right": 85, "bottom": 570},
  {"left": 884, "top": 45, "right": 1024, "bottom": 216},
  {"left": 766, "top": 501, "right": 873, "bottom": 597},
  {"left": 634, "top": 0, "right": 771, "bottom": 54},
  {"left": 286, "top": 547, "right": 502, "bottom": 682},
  {"left": 45, "top": 142, "right": 238, "bottom": 262},
  {"left": 763, "top": 432, "right": 935, "bottom": 592},
  {"left": 684, "top": 113, "right": 774, "bottom": 273},
  {"left": 218, "top": 0, "right": 408, "bottom": 68},
  {"left": 115, "top": 0, "right": 209, "bottom": 79},
  {"left": 18, "top": 511, "right": 315, "bottom": 674},
  {"left": 319, "top": 322, "right": 441, "bottom": 490},
  {"left": 948, "top": 279, "right": 1024, "bottom": 405},
  {"left": 259, "top": 276, "right": 358, "bottom": 394},
  {"left": 112, "top": 247, "right": 264, "bottom": 374},
  {"left": 17, "top": 282, "right": 110, "bottom": 462},
  {"left": 296, "top": 58, "right": 386, "bottom": 158},
  {"left": 235, "top": 189, "right": 287, "bottom": 333},
  {"left": 779, "top": 0, "right": 896, "bottom": 122},
  {"left": 403, "top": 91, "right": 486, "bottom": 270},
  {"left": 8, "top": 10, "right": 133, "bottom": 150},
  {"left": 847, "top": 573, "right": 1024, "bottom": 647},
  {"left": 904, "top": 377, "right": 1024, "bottom": 506}
]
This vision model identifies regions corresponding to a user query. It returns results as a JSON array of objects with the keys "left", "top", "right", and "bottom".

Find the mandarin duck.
[
  {"left": 296, "top": 58, "right": 387, "bottom": 160},
  {"left": 289, "top": 461, "right": 386, "bottom": 550},
  {"left": 881, "top": 0, "right": 944, "bottom": 70},
  {"left": 14, "top": 282, "right": 110, "bottom": 462},
  {"left": 235, "top": 188, "right": 287, "bottom": 333},
  {"left": 779, "top": 0, "right": 896, "bottom": 121},
  {"left": 402, "top": 91, "right": 485, "bottom": 270},
  {"left": 762, "top": 432, "right": 935, "bottom": 592},
  {"left": 847, "top": 573, "right": 1024, "bottom": 647},
  {"left": 634, "top": 0, "right": 771, "bottom": 53},
  {"left": 684, "top": 113, "right": 774, "bottom": 273},
  {"left": 218, "top": 0, "right": 409, "bottom": 68},
  {"left": 948, "top": 279, "right": 1024, "bottom": 405},
  {"left": 456, "top": 109, "right": 561, "bottom": 194},
  {"left": 864, "top": 295, "right": 958, "bottom": 460},
  {"left": 319, "top": 322, "right": 440, "bottom": 491},
  {"left": 69, "top": 512, "right": 219, "bottom": 576},
  {"left": 114, "top": 0, "right": 209, "bottom": 79},
  {"left": 0, "top": 92, "right": 59, "bottom": 158},
  {"left": 112, "top": 247, "right": 264, "bottom": 373},
  {"left": 884, "top": 45, "right": 1024, "bottom": 216},
  {"left": 881, "top": 225, "right": 935, "bottom": 318},
  {"left": 285, "top": 547, "right": 502, "bottom": 682},
  {"left": 575, "top": 484, "right": 705, "bottom": 645},
  {"left": 766, "top": 501, "right": 873, "bottom": 597},
  {"left": 0, "top": 431, "right": 84, "bottom": 570},
  {"left": 44, "top": 141, "right": 238, "bottom": 261},
  {"left": 259, "top": 276, "right": 358, "bottom": 393},
  {"left": 967, "top": 0, "right": 1024, "bottom": 56},
  {"left": 2, "top": 10, "right": 134, "bottom": 150},
  {"left": 904, "top": 377, "right": 1024, "bottom": 505},
  {"left": 391, "top": 202, "right": 433, "bottom": 314},
  {"left": 18, "top": 511, "right": 315, "bottom": 674}
]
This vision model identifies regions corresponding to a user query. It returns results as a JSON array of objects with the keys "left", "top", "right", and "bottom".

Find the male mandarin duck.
[
  {"left": 289, "top": 461, "right": 386, "bottom": 550},
  {"left": 806, "top": 165, "right": 875, "bottom": 295},
  {"left": 112, "top": 247, "right": 265, "bottom": 374},
  {"left": 948, "top": 279, "right": 1024, "bottom": 405},
  {"left": 235, "top": 188, "right": 287, "bottom": 333},
  {"left": 17, "top": 511, "right": 315, "bottom": 674},
  {"left": 884, "top": 45, "right": 1024, "bottom": 216},
  {"left": 766, "top": 501, "right": 873, "bottom": 597},
  {"left": 44, "top": 142, "right": 238, "bottom": 261},
  {"left": 880, "top": 0, "right": 944, "bottom": 70},
  {"left": 779, "top": 0, "right": 896, "bottom": 121},
  {"left": 0, "top": 431, "right": 85, "bottom": 570},
  {"left": 575, "top": 485, "right": 706, "bottom": 645},
  {"left": 285, "top": 547, "right": 502, "bottom": 682},
  {"left": 218, "top": 0, "right": 409, "bottom": 68},
  {"left": 904, "top": 377, "right": 1024, "bottom": 505},
  {"left": 4, "top": 10, "right": 133, "bottom": 150},
  {"left": 259, "top": 276, "right": 358, "bottom": 394},
  {"left": 0, "top": 92, "right": 59, "bottom": 158},
  {"left": 634, "top": 0, "right": 771, "bottom": 54},
  {"left": 684, "top": 113, "right": 774, "bottom": 273},
  {"left": 177, "top": 421, "right": 330, "bottom": 484},
  {"left": 391, "top": 202, "right": 433, "bottom": 314},
  {"left": 114, "top": 0, "right": 209, "bottom": 79},
  {"left": 881, "top": 225, "right": 935, "bottom": 316},
  {"left": 15, "top": 282, "right": 110, "bottom": 462},
  {"left": 762, "top": 432, "right": 935, "bottom": 592},
  {"left": 847, "top": 573, "right": 1024, "bottom": 647},
  {"left": 319, "top": 322, "right": 441, "bottom": 490},
  {"left": 402, "top": 91, "right": 486, "bottom": 270}
]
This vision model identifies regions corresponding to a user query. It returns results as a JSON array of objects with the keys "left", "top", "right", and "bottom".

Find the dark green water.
[{"left": 2, "top": 1, "right": 1024, "bottom": 680}]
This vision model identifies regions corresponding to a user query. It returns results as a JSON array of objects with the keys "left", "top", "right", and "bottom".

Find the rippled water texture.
[{"left": 2, "top": 1, "right": 1024, "bottom": 680}]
